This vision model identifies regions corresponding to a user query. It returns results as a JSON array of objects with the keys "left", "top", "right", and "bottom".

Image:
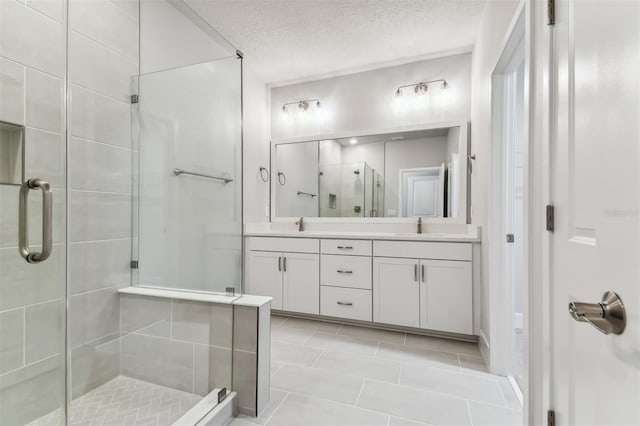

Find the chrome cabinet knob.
[{"left": 568, "top": 291, "right": 626, "bottom": 335}]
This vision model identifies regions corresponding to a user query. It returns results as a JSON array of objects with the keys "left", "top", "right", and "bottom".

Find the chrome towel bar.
[
  {"left": 297, "top": 190, "right": 317, "bottom": 197},
  {"left": 173, "top": 168, "right": 233, "bottom": 183}
]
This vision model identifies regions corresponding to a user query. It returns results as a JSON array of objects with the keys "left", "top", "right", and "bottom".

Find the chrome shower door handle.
[
  {"left": 568, "top": 291, "right": 626, "bottom": 335},
  {"left": 19, "top": 178, "right": 53, "bottom": 264}
]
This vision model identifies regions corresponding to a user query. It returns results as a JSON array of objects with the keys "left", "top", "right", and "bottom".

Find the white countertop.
[
  {"left": 118, "top": 286, "right": 272, "bottom": 307},
  {"left": 244, "top": 229, "right": 481, "bottom": 242}
]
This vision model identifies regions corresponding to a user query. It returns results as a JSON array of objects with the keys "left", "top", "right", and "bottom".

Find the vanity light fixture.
[
  {"left": 349, "top": 138, "right": 358, "bottom": 144},
  {"left": 395, "top": 79, "right": 448, "bottom": 97},
  {"left": 282, "top": 99, "right": 322, "bottom": 113}
]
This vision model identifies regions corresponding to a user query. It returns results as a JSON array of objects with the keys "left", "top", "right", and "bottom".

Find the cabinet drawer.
[
  {"left": 321, "top": 239, "right": 372, "bottom": 256},
  {"left": 373, "top": 241, "right": 472, "bottom": 261},
  {"left": 320, "top": 287, "right": 372, "bottom": 322},
  {"left": 321, "top": 255, "right": 372, "bottom": 289},
  {"left": 248, "top": 237, "right": 319, "bottom": 254}
]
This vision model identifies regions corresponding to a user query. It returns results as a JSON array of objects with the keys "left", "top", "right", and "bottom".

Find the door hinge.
[
  {"left": 130, "top": 94, "right": 139, "bottom": 104},
  {"left": 130, "top": 260, "right": 139, "bottom": 269},
  {"left": 506, "top": 233, "right": 515, "bottom": 243},
  {"left": 547, "top": 0, "right": 555, "bottom": 25},
  {"left": 546, "top": 204, "right": 555, "bottom": 232},
  {"left": 547, "top": 410, "right": 555, "bottom": 426}
]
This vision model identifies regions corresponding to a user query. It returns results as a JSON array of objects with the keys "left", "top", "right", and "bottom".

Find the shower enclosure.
[{"left": 0, "top": 0, "right": 243, "bottom": 424}]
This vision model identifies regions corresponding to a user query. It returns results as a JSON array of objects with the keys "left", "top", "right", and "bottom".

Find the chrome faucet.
[
  {"left": 296, "top": 217, "right": 304, "bottom": 232},
  {"left": 417, "top": 217, "right": 422, "bottom": 234}
]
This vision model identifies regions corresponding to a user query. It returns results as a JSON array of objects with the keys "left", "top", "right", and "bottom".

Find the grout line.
[
  {"left": 70, "top": 29, "right": 138, "bottom": 69},
  {"left": 465, "top": 399, "right": 474, "bottom": 426},
  {"left": 310, "top": 350, "right": 325, "bottom": 368},
  {"left": 0, "top": 297, "right": 64, "bottom": 315},
  {"left": 374, "top": 341, "right": 381, "bottom": 357},
  {"left": 70, "top": 135, "right": 134, "bottom": 153},
  {"left": 354, "top": 379, "right": 366, "bottom": 406},
  {"left": 69, "top": 81, "right": 131, "bottom": 107},
  {"left": 397, "top": 362, "right": 403, "bottom": 385},
  {"left": 335, "top": 324, "right": 344, "bottom": 335},
  {"left": 456, "top": 353, "right": 462, "bottom": 367},
  {"left": 69, "top": 188, "right": 133, "bottom": 197},
  {"left": 496, "top": 378, "right": 511, "bottom": 408},
  {"left": 70, "top": 282, "right": 128, "bottom": 298},
  {"left": 0, "top": 353, "right": 59, "bottom": 378},
  {"left": 302, "top": 330, "right": 316, "bottom": 345},
  {"left": 403, "top": 333, "right": 407, "bottom": 345}
]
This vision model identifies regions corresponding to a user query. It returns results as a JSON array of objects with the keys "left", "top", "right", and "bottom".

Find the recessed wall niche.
[{"left": 0, "top": 121, "right": 24, "bottom": 185}]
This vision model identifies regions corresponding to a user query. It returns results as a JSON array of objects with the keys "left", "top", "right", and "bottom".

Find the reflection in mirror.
[{"left": 274, "top": 126, "right": 463, "bottom": 219}]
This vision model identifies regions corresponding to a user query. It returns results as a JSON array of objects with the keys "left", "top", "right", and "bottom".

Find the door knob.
[{"left": 568, "top": 291, "right": 626, "bottom": 335}]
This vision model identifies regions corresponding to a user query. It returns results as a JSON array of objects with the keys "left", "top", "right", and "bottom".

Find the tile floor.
[
  {"left": 230, "top": 315, "right": 522, "bottom": 426},
  {"left": 30, "top": 376, "right": 201, "bottom": 426}
]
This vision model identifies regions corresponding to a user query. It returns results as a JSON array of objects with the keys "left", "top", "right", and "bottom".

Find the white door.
[
  {"left": 373, "top": 257, "right": 420, "bottom": 327},
  {"left": 419, "top": 259, "right": 473, "bottom": 335},
  {"left": 247, "top": 251, "right": 283, "bottom": 309},
  {"left": 282, "top": 252, "right": 319, "bottom": 314},
  {"left": 400, "top": 166, "right": 444, "bottom": 217},
  {"left": 550, "top": 0, "right": 640, "bottom": 424}
]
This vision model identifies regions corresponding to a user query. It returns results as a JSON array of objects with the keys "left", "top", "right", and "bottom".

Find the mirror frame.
[{"left": 270, "top": 120, "right": 470, "bottom": 224}]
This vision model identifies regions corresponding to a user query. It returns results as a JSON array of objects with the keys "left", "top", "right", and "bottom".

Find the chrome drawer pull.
[
  {"left": 337, "top": 246, "right": 353, "bottom": 249},
  {"left": 337, "top": 301, "right": 353, "bottom": 306},
  {"left": 337, "top": 270, "right": 353, "bottom": 274}
]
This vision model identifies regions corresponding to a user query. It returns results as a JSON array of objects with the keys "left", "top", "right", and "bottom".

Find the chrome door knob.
[{"left": 568, "top": 291, "right": 626, "bottom": 335}]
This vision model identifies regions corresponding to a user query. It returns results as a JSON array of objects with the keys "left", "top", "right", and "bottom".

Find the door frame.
[{"left": 488, "top": 0, "right": 526, "bottom": 382}]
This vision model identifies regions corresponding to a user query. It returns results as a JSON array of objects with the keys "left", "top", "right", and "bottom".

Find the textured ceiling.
[{"left": 186, "top": 0, "right": 485, "bottom": 84}]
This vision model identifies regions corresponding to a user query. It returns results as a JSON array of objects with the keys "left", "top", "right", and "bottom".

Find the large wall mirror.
[{"left": 271, "top": 122, "right": 469, "bottom": 222}]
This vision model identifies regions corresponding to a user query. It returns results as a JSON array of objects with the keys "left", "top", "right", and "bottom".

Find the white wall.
[
  {"left": 470, "top": 0, "right": 521, "bottom": 348},
  {"left": 271, "top": 53, "right": 472, "bottom": 142},
  {"left": 243, "top": 69, "right": 271, "bottom": 223}
]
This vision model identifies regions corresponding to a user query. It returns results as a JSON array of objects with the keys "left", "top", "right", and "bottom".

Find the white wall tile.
[
  {"left": 0, "top": 309, "right": 24, "bottom": 374},
  {"left": 109, "top": 0, "right": 139, "bottom": 21},
  {"left": 0, "top": 246, "right": 64, "bottom": 311},
  {"left": 27, "top": 0, "right": 65, "bottom": 23},
  {"left": 0, "top": 58, "right": 25, "bottom": 125},
  {"left": 69, "top": 31, "right": 137, "bottom": 102},
  {"left": 0, "top": 1, "right": 64, "bottom": 76},
  {"left": 25, "top": 299, "right": 63, "bottom": 363},
  {"left": 70, "top": 85, "right": 131, "bottom": 148},
  {"left": 25, "top": 68, "right": 63, "bottom": 133},
  {"left": 69, "top": 191, "right": 131, "bottom": 242},
  {"left": 69, "top": 285, "right": 122, "bottom": 347},
  {"left": 25, "top": 128, "right": 64, "bottom": 188},
  {"left": 69, "top": 138, "right": 132, "bottom": 193},
  {"left": 69, "top": 239, "right": 131, "bottom": 295},
  {"left": 70, "top": 0, "right": 138, "bottom": 61}
]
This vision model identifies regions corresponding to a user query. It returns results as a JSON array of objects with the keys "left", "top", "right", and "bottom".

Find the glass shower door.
[{"left": 0, "top": 0, "right": 67, "bottom": 423}]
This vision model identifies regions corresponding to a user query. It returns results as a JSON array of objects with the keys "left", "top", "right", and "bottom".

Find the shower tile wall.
[
  {"left": 67, "top": 0, "right": 138, "bottom": 398},
  {"left": 0, "top": 1, "right": 66, "bottom": 424}
]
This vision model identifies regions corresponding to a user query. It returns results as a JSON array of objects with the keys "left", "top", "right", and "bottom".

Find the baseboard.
[{"left": 478, "top": 329, "right": 490, "bottom": 368}]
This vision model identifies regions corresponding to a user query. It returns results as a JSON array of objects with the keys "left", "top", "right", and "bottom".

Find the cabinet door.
[
  {"left": 247, "top": 251, "right": 283, "bottom": 309},
  {"left": 373, "top": 257, "right": 420, "bottom": 327},
  {"left": 282, "top": 252, "right": 319, "bottom": 314},
  {"left": 419, "top": 259, "right": 472, "bottom": 334}
]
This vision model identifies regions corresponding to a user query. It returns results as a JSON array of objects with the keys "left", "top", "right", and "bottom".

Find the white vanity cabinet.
[
  {"left": 246, "top": 235, "right": 475, "bottom": 336},
  {"left": 246, "top": 238, "right": 320, "bottom": 314},
  {"left": 373, "top": 241, "right": 473, "bottom": 335}
]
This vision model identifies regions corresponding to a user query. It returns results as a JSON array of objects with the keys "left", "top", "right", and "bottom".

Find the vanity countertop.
[{"left": 244, "top": 229, "right": 481, "bottom": 243}]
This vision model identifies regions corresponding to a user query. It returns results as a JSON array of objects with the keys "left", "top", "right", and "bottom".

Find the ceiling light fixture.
[
  {"left": 282, "top": 99, "right": 322, "bottom": 114},
  {"left": 349, "top": 138, "right": 358, "bottom": 144},
  {"left": 394, "top": 79, "right": 448, "bottom": 97}
]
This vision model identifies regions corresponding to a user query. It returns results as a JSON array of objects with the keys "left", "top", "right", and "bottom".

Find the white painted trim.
[
  {"left": 478, "top": 329, "right": 491, "bottom": 366},
  {"left": 267, "top": 47, "right": 474, "bottom": 88},
  {"left": 508, "top": 375, "right": 524, "bottom": 406},
  {"left": 514, "top": 312, "right": 524, "bottom": 329}
]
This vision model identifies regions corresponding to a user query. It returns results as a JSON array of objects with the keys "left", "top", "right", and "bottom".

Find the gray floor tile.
[
  {"left": 405, "top": 334, "right": 481, "bottom": 357},
  {"left": 376, "top": 342, "right": 459, "bottom": 370},
  {"left": 458, "top": 354, "right": 489, "bottom": 373},
  {"left": 272, "top": 325, "right": 314, "bottom": 345},
  {"left": 305, "top": 332, "right": 379, "bottom": 356},
  {"left": 271, "top": 364, "right": 364, "bottom": 405},
  {"left": 266, "top": 393, "right": 388, "bottom": 426},
  {"left": 357, "top": 380, "right": 471, "bottom": 426},
  {"left": 467, "top": 400, "right": 523, "bottom": 426},
  {"left": 314, "top": 350, "right": 401, "bottom": 384},
  {"left": 271, "top": 315, "right": 289, "bottom": 326},
  {"left": 280, "top": 317, "right": 343, "bottom": 333},
  {"left": 400, "top": 363, "right": 506, "bottom": 406},
  {"left": 338, "top": 325, "right": 406, "bottom": 345},
  {"left": 272, "top": 341, "right": 323, "bottom": 367},
  {"left": 388, "top": 417, "right": 431, "bottom": 426}
]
